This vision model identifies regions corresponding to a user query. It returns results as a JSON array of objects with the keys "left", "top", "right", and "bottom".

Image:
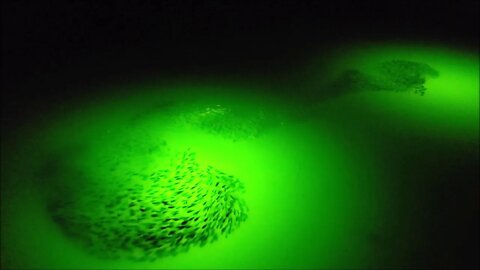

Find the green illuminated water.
[{"left": 1, "top": 42, "right": 478, "bottom": 269}]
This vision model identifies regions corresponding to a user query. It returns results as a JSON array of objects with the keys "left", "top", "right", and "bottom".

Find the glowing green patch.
[{"left": 306, "top": 42, "right": 478, "bottom": 143}]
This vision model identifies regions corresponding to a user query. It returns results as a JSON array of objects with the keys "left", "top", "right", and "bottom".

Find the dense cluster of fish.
[
  {"left": 331, "top": 60, "right": 439, "bottom": 96},
  {"left": 49, "top": 149, "right": 248, "bottom": 261},
  {"left": 177, "top": 104, "right": 268, "bottom": 141},
  {"left": 377, "top": 60, "right": 439, "bottom": 95}
]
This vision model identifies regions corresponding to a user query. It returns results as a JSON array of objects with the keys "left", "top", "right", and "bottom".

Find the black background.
[
  {"left": 2, "top": 0, "right": 478, "bottom": 127},
  {"left": 1, "top": 0, "right": 479, "bottom": 268}
]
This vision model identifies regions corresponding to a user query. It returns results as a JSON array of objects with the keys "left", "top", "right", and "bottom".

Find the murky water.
[{"left": 1, "top": 42, "right": 478, "bottom": 269}]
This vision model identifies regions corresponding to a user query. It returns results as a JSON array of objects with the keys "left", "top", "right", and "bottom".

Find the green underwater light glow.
[
  {"left": 34, "top": 86, "right": 262, "bottom": 262},
  {"left": 1, "top": 42, "right": 478, "bottom": 269},
  {"left": 307, "top": 42, "right": 479, "bottom": 142}
]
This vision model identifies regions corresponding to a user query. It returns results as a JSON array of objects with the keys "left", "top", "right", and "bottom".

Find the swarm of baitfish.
[
  {"left": 331, "top": 60, "right": 439, "bottom": 96},
  {"left": 377, "top": 60, "right": 439, "bottom": 95},
  {"left": 49, "top": 149, "right": 248, "bottom": 261},
  {"left": 177, "top": 104, "right": 268, "bottom": 141}
]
